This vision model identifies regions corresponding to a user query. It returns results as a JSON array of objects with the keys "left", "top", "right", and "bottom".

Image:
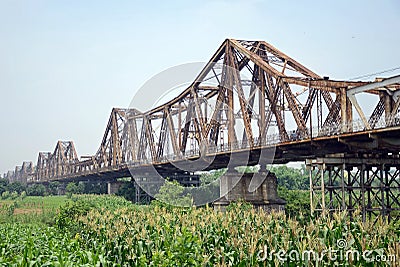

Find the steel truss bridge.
[{"left": 4, "top": 39, "right": 400, "bottom": 220}]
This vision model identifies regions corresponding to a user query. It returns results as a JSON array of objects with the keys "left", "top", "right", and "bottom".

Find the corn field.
[{"left": 0, "top": 195, "right": 399, "bottom": 266}]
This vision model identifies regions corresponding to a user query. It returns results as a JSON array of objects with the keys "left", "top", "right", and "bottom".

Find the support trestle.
[{"left": 307, "top": 154, "right": 400, "bottom": 222}]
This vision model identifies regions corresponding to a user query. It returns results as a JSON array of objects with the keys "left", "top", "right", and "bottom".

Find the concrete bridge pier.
[
  {"left": 214, "top": 167, "right": 286, "bottom": 211},
  {"left": 57, "top": 182, "right": 66, "bottom": 195},
  {"left": 107, "top": 181, "right": 124, "bottom": 195}
]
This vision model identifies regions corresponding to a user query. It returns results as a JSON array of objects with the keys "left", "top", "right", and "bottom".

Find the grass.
[
  {"left": 0, "top": 195, "right": 69, "bottom": 225},
  {"left": 0, "top": 195, "right": 68, "bottom": 211}
]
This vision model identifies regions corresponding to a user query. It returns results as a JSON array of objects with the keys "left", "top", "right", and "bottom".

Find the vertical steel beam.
[
  {"left": 181, "top": 100, "right": 194, "bottom": 153},
  {"left": 224, "top": 44, "right": 237, "bottom": 147},
  {"left": 321, "top": 163, "right": 326, "bottom": 216},
  {"left": 156, "top": 110, "right": 168, "bottom": 160},
  {"left": 258, "top": 67, "right": 266, "bottom": 143},
  {"left": 309, "top": 164, "right": 314, "bottom": 216},
  {"left": 144, "top": 117, "right": 157, "bottom": 162},
  {"left": 384, "top": 93, "right": 393, "bottom": 125},
  {"left": 165, "top": 106, "right": 180, "bottom": 156},
  {"left": 230, "top": 46, "right": 254, "bottom": 147},
  {"left": 340, "top": 88, "right": 353, "bottom": 132}
]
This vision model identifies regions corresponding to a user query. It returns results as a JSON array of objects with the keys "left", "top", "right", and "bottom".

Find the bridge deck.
[{"left": 35, "top": 125, "right": 400, "bottom": 183}]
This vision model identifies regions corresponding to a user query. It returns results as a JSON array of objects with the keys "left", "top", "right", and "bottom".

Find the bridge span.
[{"left": 4, "top": 39, "right": 400, "bottom": 219}]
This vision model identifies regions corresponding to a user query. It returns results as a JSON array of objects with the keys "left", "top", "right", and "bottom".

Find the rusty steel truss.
[
  {"left": 4, "top": 39, "right": 400, "bottom": 216},
  {"left": 5, "top": 161, "right": 34, "bottom": 183}
]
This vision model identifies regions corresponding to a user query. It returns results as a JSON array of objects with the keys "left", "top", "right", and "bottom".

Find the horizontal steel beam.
[{"left": 347, "top": 75, "right": 400, "bottom": 96}]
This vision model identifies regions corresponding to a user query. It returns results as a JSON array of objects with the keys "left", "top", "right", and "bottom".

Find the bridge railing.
[
  {"left": 142, "top": 115, "right": 400, "bottom": 166},
  {"left": 315, "top": 115, "right": 400, "bottom": 138}
]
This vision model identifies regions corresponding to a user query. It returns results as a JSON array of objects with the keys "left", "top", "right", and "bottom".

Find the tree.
[
  {"left": 77, "top": 182, "right": 85, "bottom": 194},
  {"left": 200, "top": 168, "right": 226, "bottom": 184},
  {"left": 154, "top": 180, "right": 193, "bottom": 207},
  {"left": 65, "top": 182, "right": 85, "bottom": 198},
  {"left": 83, "top": 182, "right": 107, "bottom": 194},
  {"left": 190, "top": 169, "right": 225, "bottom": 206},
  {"left": 116, "top": 182, "right": 137, "bottom": 202},
  {"left": 66, "top": 182, "right": 78, "bottom": 198},
  {"left": 10, "top": 191, "right": 19, "bottom": 199},
  {"left": 27, "top": 184, "right": 47, "bottom": 196},
  {"left": 235, "top": 165, "right": 259, "bottom": 173},
  {"left": 1, "top": 191, "right": 10, "bottom": 199},
  {"left": 7, "top": 182, "right": 26, "bottom": 194},
  {"left": 0, "top": 179, "right": 9, "bottom": 195},
  {"left": 48, "top": 181, "right": 60, "bottom": 195},
  {"left": 270, "top": 165, "right": 309, "bottom": 190},
  {"left": 278, "top": 187, "right": 311, "bottom": 220}
]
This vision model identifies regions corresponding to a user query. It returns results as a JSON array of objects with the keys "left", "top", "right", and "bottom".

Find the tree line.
[
  {"left": 116, "top": 165, "right": 312, "bottom": 218},
  {"left": 0, "top": 179, "right": 107, "bottom": 199},
  {"left": 1, "top": 165, "right": 312, "bottom": 218}
]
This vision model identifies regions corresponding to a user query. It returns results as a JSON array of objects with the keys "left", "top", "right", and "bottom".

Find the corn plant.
[{"left": 0, "top": 195, "right": 398, "bottom": 266}]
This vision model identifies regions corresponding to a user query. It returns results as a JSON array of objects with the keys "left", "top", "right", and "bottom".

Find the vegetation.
[
  {"left": 154, "top": 180, "right": 193, "bottom": 207},
  {"left": 116, "top": 182, "right": 138, "bottom": 202},
  {"left": 278, "top": 187, "right": 310, "bottom": 219},
  {"left": 26, "top": 184, "right": 47, "bottom": 196},
  {"left": 270, "top": 165, "right": 309, "bottom": 190},
  {"left": 65, "top": 182, "right": 84, "bottom": 198},
  {"left": 0, "top": 179, "right": 107, "bottom": 198},
  {"left": 0, "top": 166, "right": 396, "bottom": 265},
  {"left": 266, "top": 164, "right": 312, "bottom": 219},
  {"left": 0, "top": 195, "right": 398, "bottom": 266},
  {"left": 0, "top": 195, "right": 68, "bottom": 225}
]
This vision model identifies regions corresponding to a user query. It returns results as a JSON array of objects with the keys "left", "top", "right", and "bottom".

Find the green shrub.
[
  {"left": 10, "top": 191, "right": 19, "bottom": 200},
  {"left": 154, "top": 180, "right": 193, "bottom": 207},
  {"left": 1, "top": 191, "right": 10, "bottom": 200},
  {"left": 56, "top": 200, "right": 92, "bottom": 231}
]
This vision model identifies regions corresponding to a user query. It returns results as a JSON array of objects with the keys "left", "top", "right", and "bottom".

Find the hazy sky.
[{"left": 1, "top": 0, "right": 399, "bottom": 175}]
